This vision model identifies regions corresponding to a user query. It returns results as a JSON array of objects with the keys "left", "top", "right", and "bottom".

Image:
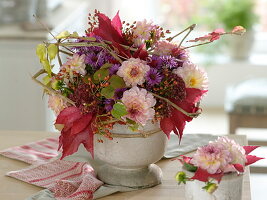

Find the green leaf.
[
  {"left": 111, "top": 102, "right": 128, "bottom": 119},
  {"left": 51, "top": 79, "right": 60, "bottom": 90},
  {"left": 109, "top": 75, "right": 125, "bottom": 89},
  {"left": 101, "top": 86, "right": 115, "bottom": 99},
  {"left": 47, "top": 44, "right": 58, "bottom": 60},
  {"left": 183, "top": 163, "right": 198, "bottom": 172},
  {"left": 41, "top": 60, "right": 52, "bottom": 77},
  {"left": 42, "top": 75, "right": 51, "bottom": 85},
  {"left": 93, "top": 68, "right": 109, "bottom": 83},
  {"left": 100, "top": 63, "right": 112, "bottom": 69},
  {"left": 36, "top": 44, "right": 47, "bottom": 62}
]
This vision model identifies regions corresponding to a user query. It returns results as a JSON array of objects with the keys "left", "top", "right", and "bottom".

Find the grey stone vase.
[{"left": 94, "top": 122, "right": 167, "bottom": 189}]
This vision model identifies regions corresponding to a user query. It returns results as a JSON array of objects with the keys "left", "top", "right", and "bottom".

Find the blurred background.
[{"left": 0, "top": 0, "right": 266, "bottom": 199}]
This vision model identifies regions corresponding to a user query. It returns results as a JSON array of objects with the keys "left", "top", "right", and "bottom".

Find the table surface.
[{"left": 0, "top": 131, "right": 251, "bottom": 200}]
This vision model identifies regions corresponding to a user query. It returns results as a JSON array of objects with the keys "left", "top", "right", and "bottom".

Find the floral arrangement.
[
  {"left": 33, "top": 10, "right": 246, "bottom": 159},
  {"left": 175, "top": 136, "right": 263, "bottom": 193}
]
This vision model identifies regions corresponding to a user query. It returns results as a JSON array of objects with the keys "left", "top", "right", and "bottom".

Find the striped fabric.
[{"left": 0, "top": 137, "right": 103, "bottom": 200}]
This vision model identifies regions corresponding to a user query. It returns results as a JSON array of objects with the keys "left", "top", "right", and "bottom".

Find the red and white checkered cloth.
[{"left": 0, "top": 137, "right": 103, "bottom": 200}]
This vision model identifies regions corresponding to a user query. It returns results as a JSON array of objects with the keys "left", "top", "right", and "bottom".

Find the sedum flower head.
[
  {"left": 173, "top": 62, "right": 208, "bottom": 90},
  {"left": 117, "top": 58, "right": 150, "bottom": 87},
  {"left": 121, "top": 86, "right": 156, "bottom": 126}
]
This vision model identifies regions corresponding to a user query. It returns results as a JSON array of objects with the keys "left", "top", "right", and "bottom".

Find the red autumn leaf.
[
  {"left": 89, "top": 12, "right": 130, "bottom": 57},
  {"left": 71, "top": 113, "right": 93, "bottom": 135},
  {"left": 233, "top": 164, "right": 244, "bottom": 173},
  {"left": 56, "top": 107, "right": 95, "bottom": 159},
  {"left": 245, "top": 155, "right": 264, "bottom": 166},
  {"left": 165, "top": 88, "right": 207, "bottom": 141},
  {"left": 160, "top": 117, "right": 174, "bottom": 139},
  {"left": 191, "top": 167, "right": 224, "bottom": 183},
  {"left": 243, "top": 146, "right": 260, "bottom": 155},
  {"left": 55, "top": 106, "right": 81, "bottom": 124}
]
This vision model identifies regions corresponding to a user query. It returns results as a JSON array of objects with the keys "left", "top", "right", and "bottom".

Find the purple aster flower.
[
  {"left": 109, "top": 64, "right": 120, "bottom": 75},
  {"left": 104, "top": 99, "right": 115, "bottom": 112},
  {"left": 160, "top": 55, "right": 178, "bottom": 69},
  {"left": 114, "top": 88, "right": 127, "bottom": 100},
  {"left": 146, "top": 68, "right": 162, "bottom": 86},
  {"left": 147, "top": 55, "right": 162, "bottom": 70},
  {"left": 85, "top": 51, "right": 111, "bottom": 70}
]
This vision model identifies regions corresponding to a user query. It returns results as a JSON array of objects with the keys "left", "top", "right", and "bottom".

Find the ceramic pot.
[
  {"left": 185, "top": 172, "right": 243, "bottom": 200},
  {"left": 94, "top": 122, "right": 167, "bottom": 189},
  {"left": 228, "top": 30, "right": 254, "bottom": 60}
]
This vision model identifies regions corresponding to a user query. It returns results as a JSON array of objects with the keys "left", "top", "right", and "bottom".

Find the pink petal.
[
  {"left": 243, "top": 146, "right": 260, "bottom": 155},
  {"left": 245, "top": 155, "right": 264, "bottom": 166}
]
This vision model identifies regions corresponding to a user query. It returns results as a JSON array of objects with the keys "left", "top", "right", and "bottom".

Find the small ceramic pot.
[
  {"left": 185, "top": 172, "right": 243, "bottom": 200},
  {"left": 94, "top": 122, "right": 167, "bottom": 189}
]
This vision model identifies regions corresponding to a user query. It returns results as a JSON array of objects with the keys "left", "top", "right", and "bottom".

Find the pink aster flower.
[
  {"left": 153, "top": 41, "right": 179, "bottom": 56},
  {"left": 191, "top": 143, "right": 232, "bottom": 174},
  {"left": 173, "top": 62, "right": 208, "bottom": 90},
  {"left": 215, "top": 137, "right": 247, "bottom": 166},
  {"left": 121, "top": 86, "right": 156, "bottom": 126},
  {"left": 117, "top": 58, "right": 150, "bottom": 87},
  {"left": 48, "top": 95, "right": 68, "bottom": 115},
  {"left": 61, "top": 54, "right": 86, "bottom": 80}
]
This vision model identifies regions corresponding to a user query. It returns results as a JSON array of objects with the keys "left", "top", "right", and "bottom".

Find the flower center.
[
  {"left": 190, "top": 78, "right": 197, "bottom": 87},
  {"left": 129, "top": 67, "right": 140, "bottom": 77}
]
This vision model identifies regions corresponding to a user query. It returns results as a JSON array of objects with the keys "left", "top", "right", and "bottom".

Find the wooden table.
[{"left": 0, "top": 131, "right": 251, "bottom": 200}]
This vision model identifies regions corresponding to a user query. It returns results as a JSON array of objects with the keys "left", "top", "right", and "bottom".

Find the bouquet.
[
  {"left": 33, "top": 10, "right": 246, "bottom": 159},
  {"left": 175, "top": 136, "right": 263, "bottom": 193}
]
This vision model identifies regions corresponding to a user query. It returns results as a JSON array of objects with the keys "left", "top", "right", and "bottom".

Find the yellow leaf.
[
  {"left": 56, "top": 31, "right": 70, "bottom": 39},
  {"left": 41, "top": 59, "right": 52, "bottom": 77},
  {"left": 48, "top": 44, "right": 58, "bottom": 60},
  {"left": 42, "top": 75, "right": 51, "bottom": 85},
  {"left": 36, "top": 44, "right": 47, "bottom": 61}
]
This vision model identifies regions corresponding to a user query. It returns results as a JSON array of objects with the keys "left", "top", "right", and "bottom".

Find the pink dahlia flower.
[
  {"left": 121, "top": 86, "right": 156, "bottom": 126},
  {"left": 117, "top": 58, "right": 150, "bottom": 87},
  {"left": 173, "top": 62, "right": 208, "bottom": 90},
  {"left": 215, "top": 137, "right": 247, "bottom": 166},
  {"left": 61, "top": 54, "right": 86, "bottom": 80},
  {"left": 191, "top": 143, "right": 232, "bottom": 174},
  {"left": 48, "top": 95, "right": 68, "bottom": 115}
]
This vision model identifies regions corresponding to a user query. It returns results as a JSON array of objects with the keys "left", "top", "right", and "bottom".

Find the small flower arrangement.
[
  {"left": 33, "top": 10, "right": 246, "bottom": 159},
  {"left": 175, "top": 136, "right": 263, "bottom": 193}
]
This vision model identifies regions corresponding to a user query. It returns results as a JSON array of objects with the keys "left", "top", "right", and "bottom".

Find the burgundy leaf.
[
  {"left": 133, "top": 45, "right": 149, "bottom": 60},
  {"left": 233, "top": 164, "right": 244, "bottom": 172},
  {"left": 71, "top": 113, "right": 93, "bottom": 135},
  {"left": 245, "top": 155, "right": 264, "bottom": 166},
  {"left": 191, "top": 168, "right": 223, "bottom": 183},
  {"left": 55, "top": 106, "right": 81, "bottom": 124},
  {"left": 111, "top": 11, "right": 123, "bottom": 36},
  {"left": 160, "top": 117, "right": 174, "bottom": 139},
  {"left": 243, "top": 146, "right": 260, "bottom": 155}
]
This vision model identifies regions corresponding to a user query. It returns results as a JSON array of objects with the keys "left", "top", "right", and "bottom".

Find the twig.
[
  {"left": 32, "top": 69, "right": 75, "bottom": 105},
  {"left": 33, "top": 15, "right": 56, "bottom": 40},
  {"left": 178, "top": 24, "right": 196, "bottom": 48},
  {"left": 150, "top": 92, "right": 201, "bottom": 118},
  {"left": 181, "top": 41, "right": 212, "bottom": 50},
  {"left": 59, "top": 49, "right": 73, "bottom": 56},
  {"left": 168, "top": 24, "right": 196, "bottom": 42}
]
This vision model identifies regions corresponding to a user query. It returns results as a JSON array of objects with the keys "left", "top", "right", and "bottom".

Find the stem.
[
  {"left": 32, "top": 69, "right": 75, "bottom": 105},
  {"left": 33, "top": 15, "right": 56, "bottom": 40},
  {"left": 168, "top": 24, "right": 196, "bottom": 42},
  {"left": 150, "top": 92, "right": 201, "bottom": 118},
  {"left": 59, "top": 49, "right": 73, "bottom": 56},
  {"left": 181, "top": 41, "right": 212, "bottom": 50},
  {"left": 178, "top": 24, "right": 196, "bottom": 48}
]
